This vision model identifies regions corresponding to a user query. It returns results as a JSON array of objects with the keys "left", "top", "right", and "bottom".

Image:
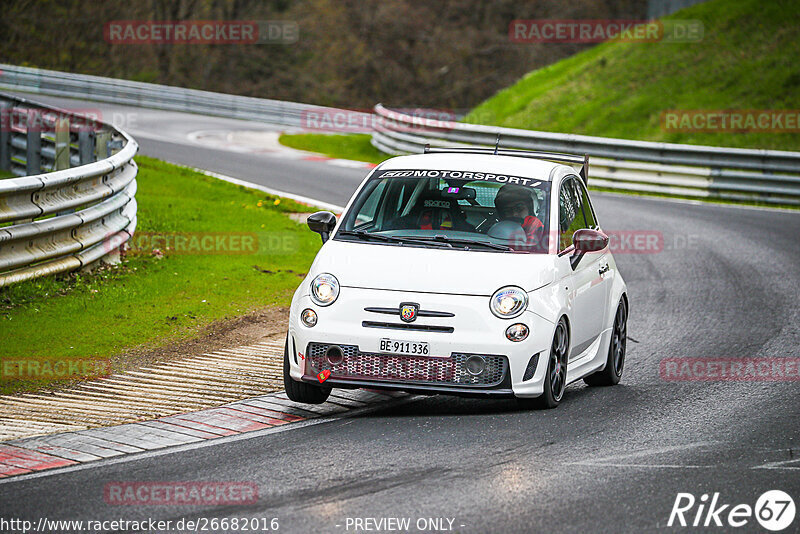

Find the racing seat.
[
  {"left": 383, "top": 189, "right": 475, "bottom": 232},
  {"left": 410, "top": 191, "right": 475, "bottom": 231}
]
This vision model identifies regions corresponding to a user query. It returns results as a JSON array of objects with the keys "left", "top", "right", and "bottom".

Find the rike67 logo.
[{"left": 668, "top": 490, "right": 796, "bottom": 531}]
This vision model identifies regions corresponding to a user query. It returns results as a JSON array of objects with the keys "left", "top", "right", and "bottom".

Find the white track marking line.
[
  {"left": 571, "top": 463, "right": 714, "bottom": 469},
  {"left": 164, "top": 162, "right": 346, "bottom": 213},
  {"left": 752, "top": 458, "right": 800, "bottom": 470},
  {"left": 180, "top": 158, "right": 795, "bottom": 217},
  {"left": 566, "top": 442, "right": 714, "bottom": 468}
]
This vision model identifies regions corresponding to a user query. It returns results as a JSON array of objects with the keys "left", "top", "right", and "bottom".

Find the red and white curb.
[
  {"left": 0, "top": 388, "right": 407, "bottom": 479},
  {"left": 299, "top": 154, "right": 377, "bottom": 169}
]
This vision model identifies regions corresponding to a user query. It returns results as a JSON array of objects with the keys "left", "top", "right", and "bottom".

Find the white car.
[{"left": 284, "top": 147, "right": 628, "bottom": 408}]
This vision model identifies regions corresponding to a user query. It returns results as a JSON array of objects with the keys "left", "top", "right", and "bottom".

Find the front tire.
[
  {"left": 283, "top": 336, "right": 331, "bottom": 404},
  {"left": 517, "top": 317, "right": 569, "bottom": 410},
  {"left": 584, "top": 297, "right": 627, "bottom": 387}
]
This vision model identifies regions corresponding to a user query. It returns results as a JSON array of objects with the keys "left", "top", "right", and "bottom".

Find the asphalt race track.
[{"left": 1, "top": 94, "right": 799, "bottom": 532}]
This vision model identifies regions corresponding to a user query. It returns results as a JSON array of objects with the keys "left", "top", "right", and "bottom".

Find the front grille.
[
  {"left": 306, "top": 342, "right": 507, "bottom": 387},
  {"left": 364, "top": 307, "right": 455, "bottom": 318},
  {"left": 362, "top": 321, "right": 454, "bottom": 333}
]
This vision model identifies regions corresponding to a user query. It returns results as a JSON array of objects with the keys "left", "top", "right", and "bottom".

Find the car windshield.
[{"left": 336, "top": 168, "right": 551, "bottom": 253}]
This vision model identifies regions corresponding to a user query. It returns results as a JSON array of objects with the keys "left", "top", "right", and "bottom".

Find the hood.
[{"left": 311, "top": 239, "right": 556, "bottom": 295}]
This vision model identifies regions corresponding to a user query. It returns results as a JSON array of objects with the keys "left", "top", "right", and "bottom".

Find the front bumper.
[
  {"left": 302, "top": 341, "right": 513, "bottom": 397},
  {"left": 288, "top": 287, "right": 556, "bottom": 398}
]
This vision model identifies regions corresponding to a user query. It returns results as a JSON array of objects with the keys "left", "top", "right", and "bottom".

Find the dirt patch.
[
  {"left": 107, "top": 305, "right": 289, "bottom": 373},
  {"left": 2, "top": 306, "right": 290, "bottom": 398}
]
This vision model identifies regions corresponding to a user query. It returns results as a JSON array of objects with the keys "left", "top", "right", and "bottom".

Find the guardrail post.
[
  {"left": 55, "top": 117, "right": 70, "bottom": 170},
  {"left": 78, "top": 130, "right": 95, "bottom": 164},
  {"left": 0, "top": 100, "right": 10, "bottom": 171},
  {"left": 25, "top": 124, "right": 41, "bottom": 175},
  {"left": 55, "top": 117, "right": 74, "bottom": 216},
  {"left": 95, "top": 131, "right": 110, "bottom": 160}
]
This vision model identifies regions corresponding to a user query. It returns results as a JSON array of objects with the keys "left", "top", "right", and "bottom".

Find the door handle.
[{"left": 599, "top": 264, "right": 610, "bottom": 275}]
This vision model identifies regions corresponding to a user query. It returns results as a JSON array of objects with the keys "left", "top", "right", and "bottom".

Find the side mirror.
[
  {"left": 570, "top": 228, "right": 609, "bottom": 269},
  {"left": 307, "top": 211, "right": 337, "bottom": 243}
]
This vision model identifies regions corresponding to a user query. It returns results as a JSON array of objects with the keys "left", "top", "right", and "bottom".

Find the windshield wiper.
[
  {"left": 401, "top": 235, "right": 514, "bottom": 251},
  {"left": 338, "top": 230, "right": 407, "bottom": 244},
  {"left": 339, "top": 230, "right": 453, "bottom": 249}
]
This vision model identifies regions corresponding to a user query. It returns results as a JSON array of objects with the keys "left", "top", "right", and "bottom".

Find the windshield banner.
[{"left": 377, "top": 169, "right": 544, "bottom": 188}]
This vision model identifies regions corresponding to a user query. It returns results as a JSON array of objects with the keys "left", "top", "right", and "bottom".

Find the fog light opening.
[
  {"left": 326, "top": 345, "right": 344, "bottom": 365},
  {"left": 301, "top": 308, "right": 318, "bottom": 327},
  {"left": 465, "top": 355, "right": 486, "bottom": 376},
  {"left": 506, "top": 323, "right": 529, "bottom": 342}
]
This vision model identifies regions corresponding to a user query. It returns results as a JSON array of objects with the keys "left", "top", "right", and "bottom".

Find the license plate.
[{"left": 379, "top": 338, "right": 430, "bottom": 356}]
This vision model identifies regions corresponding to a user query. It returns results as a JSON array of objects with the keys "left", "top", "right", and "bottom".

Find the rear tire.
[
  {"left": 584, "top": 298, "right": 627, "bottom": 387},
  {"left": 517, "top": 317, "right": 569, "bottom": 410},
  {"left": 283, "top": 336, "right": 331, "bottom": 404}
]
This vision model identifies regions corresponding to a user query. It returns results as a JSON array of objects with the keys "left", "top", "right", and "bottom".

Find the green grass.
[
  {"left": 275, "top": 0, "right": 798, "bottom": 209},
  {"left": 0, "top": 170, "right": 15, "bottom": 179},
  {"left": 466, "top": 0, "right": 800, "bottom": 151},
  {"left": 0, "top": 156, "right": 322, "bottom": 394},
  {"left": 277, "top": 0, "right": 800, "bottom": 157},
  {"left": 279, "top": 133, "right": 390, "bottom": 165}
]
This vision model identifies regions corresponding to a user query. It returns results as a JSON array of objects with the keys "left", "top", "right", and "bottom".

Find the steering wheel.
[{"left": 475, "top": 211, "right": 501, "bottom": 233}]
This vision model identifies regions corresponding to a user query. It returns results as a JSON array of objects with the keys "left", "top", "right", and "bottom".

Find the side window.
[
  {"left": 558, "top": 178, "right": 577, "bottom": 251},
  {"left": 560, "top": 177, "right": 595, "bottom": 251},
  {"left": 574, "top": 178, "right": 597, "bottom": 228},
  {"left": 354, "top": 179, "right": 387, "bottom": 227},
  {"left": 569, "top": 178, "right": 589, "bottom": 231}
]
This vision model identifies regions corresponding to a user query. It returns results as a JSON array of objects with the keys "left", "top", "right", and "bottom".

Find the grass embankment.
[
  {"left": 279, "top": 133, "right": 389, "bottom": 165},
  {"left": 278, "top": 0, "right": 799, "bottom": 208},
  {"left": 0, "top": 156, "right": 320, "bottom": 394},
  {"left": 0, "top": 170, "right": 15, "bottom": 179},
  {"left": 467, "top": 0, "right": 800, "bottom": 151}
]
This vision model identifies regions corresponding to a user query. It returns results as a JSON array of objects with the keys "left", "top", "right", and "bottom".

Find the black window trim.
[
  {"left": 568, "top": 174, "right": 600, "bottom": 230},
  {"left": 557, "top": 175, "right": 577, "bottom": 254},
  {"left": 556, "top": 174, "right": 601, "bottom": 256}
]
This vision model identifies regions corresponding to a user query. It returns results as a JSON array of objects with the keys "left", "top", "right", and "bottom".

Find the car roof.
[{"left": 376, "top": 152, "right": 577, "bottom": 182}]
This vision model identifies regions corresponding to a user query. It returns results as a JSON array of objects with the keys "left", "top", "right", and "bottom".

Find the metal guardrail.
[
  {"left": 0, "top": 92, "right": 138, "bottom": 287},
  {"left": 371, "top": 104, "right": 800, "bottom": 205},
  {"left": 2, "top": 64, "right": 797, "bottom": 206},
  {"left": 0, "top": 63, "right": 368, "bottom": 128}
]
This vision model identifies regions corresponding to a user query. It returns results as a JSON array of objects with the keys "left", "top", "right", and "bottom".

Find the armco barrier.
[
  {"left": 0, "top": 63, "right": 369, "bottom": 128},
  {"left": 2, "top": 64, "right": 797, "bottom": 205},
  {"left": 370, "top": 104, "right": 800, "bottom": 205},
  {"left": 0, "top": 92, "right": 137, "bottom": 287}
]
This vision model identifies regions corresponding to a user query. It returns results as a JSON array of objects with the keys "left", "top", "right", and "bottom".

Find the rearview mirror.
[
  {"left": 307, "top": 211, "right": 337, "bottom": 243},
  {"left": 570, "top": 228, "right": 609, "bottom": 269},
  {"left": 441, "top": 186, "right": 476, "bottom": 201}
]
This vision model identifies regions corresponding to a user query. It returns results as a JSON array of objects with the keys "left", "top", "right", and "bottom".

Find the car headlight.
[
  {"left": 490, "top": 286, "right": 528, "bottom": 318},
  {"left": 301, "top": 308, "right": 318, "bottom": 327},
  {"left": 310, "top": 273, "right": 340, "bottom": 306}
]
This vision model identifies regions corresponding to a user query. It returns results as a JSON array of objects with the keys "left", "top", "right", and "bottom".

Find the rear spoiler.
[{"left": 423, "top": 145, "right": 589, "bottom": 184}]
